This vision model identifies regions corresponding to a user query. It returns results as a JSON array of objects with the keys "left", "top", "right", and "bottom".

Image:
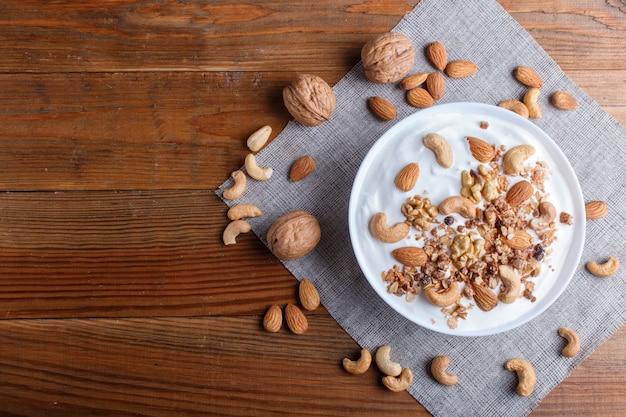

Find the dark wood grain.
[{"left": 0, "top": 0, "right": 623, "bottom": 415}]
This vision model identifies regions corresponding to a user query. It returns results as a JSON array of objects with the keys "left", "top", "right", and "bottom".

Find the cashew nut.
[
  {"left": 523, "top": 87, "right": 542, "bottom": 119},
  {"left": 431, "top": 355, "right": 458, "bottom": 386},
  {"left": 498, "top": 99, "right": 529, "bottom": 119},
  {"left": 342, "top": 348, "right": 372, "bottom": 375},
  {"left": 558, "top": 327, "right": 581, "bottom": 358},
  {"left": 529, "top": 201, "right": 556, "bottom": 231},
  {"left": 369, "top": 212, "right": 410, "bottom": 243},
  {"left": 438, "top": 196, "right": 476, "bottom": 219},
  {"left": 422, "top": 133, "right": 453, "bottom": 168},
  {"left": 382, "top": 368, "right": 413, "bottom": 392},
  {"left": 375, "top": 345, "right": 402, "bottom": 377},
  {"left": 222, "top": 170, "right": 247, "bottom": 200},
  {"left": 498, "top": 265, "right": 521, "bottom": 304},
  {"left": 244, "top": 153, "right": 273, "bottom": 181},
  {"left": 227, "top": 203, "right": 263, "bottom": 220},
  {"left": 222, "top": 220, "right": 251, "bottom": 245},
  {"left": 586, "top": 256, "right": 620, "bottom": 277},
  {"left": 423, "top": 281, "right": 460, "bottom": 307},
  {"left": 504, "top": 358, "right": 536, "bottom": 397},
  {"left": 502, "top": 144, "right": 535, "bottom": 176},
  {"left": 246, "top": 125, "right": 272, "bottom": 152}
]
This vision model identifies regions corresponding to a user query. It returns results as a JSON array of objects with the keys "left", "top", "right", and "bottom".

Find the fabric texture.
[{"left": 218, "top": 0, "right": 626, "bottom": 415}]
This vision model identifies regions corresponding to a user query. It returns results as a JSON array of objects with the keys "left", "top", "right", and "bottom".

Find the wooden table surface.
[{"left": 0, "top": 1, "right": 623, "bottom": 415}]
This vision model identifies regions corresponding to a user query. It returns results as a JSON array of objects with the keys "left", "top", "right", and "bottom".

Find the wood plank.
[
  {"left": 0, "top": 316, "right": 622, "bottom": 416},
  {"left": 0, "top": 191, "right": 298, "bottom": 318},
  {"left": 0, "top": 71, "right": 624, "bottom": 192}
]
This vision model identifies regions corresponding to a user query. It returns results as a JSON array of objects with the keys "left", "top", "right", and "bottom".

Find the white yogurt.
[{"left": 348, "top": 102, "right": 585, "bottom": 336}]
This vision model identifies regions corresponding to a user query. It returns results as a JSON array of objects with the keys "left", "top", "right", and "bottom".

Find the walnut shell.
[
  {"left": 282, "top": 74, "right": 336, "bottom": 127},
  {"left": 361, "top": 32, "right": 415, "bottom": 84},
  {"left": 267, "top": 211, "right": 321, "bottom": 261}
]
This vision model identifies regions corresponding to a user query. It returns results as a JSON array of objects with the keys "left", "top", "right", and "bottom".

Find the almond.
[
  {"left": 550, "top": 91, "right": 578, "bottom": 110},
  {"left": 289, "top": 155, "right": 315, "bottom": 182},
  {"left": 368, "top": 96, "right": 397, "bottom": 121},
  {"left": 394, "top": 162, "right": 420, "bottom": 192},
  {"left": 426, "top": 41, "right": 448, "bottom": 71},
  {"left": 285, "top": 303, "right": 308, "bottom": 335},
  {"left": 444, "top": 60, "right": 477, "bottom": 78},
  {"left": 503, "top": 230, "right": 534, "bottom": 249},
  {"left": 584, "top": 201, "right": 608, "bottom": 220},
  {"left": 514, "top": 66, "right": 543, "bottom": 88},
  {"left": 426, "top": 72, "right": 445, "bottom": 100},
  {"left": 472, "top": 284, "right": 498, "bottom": 311},
  {"left": 498, "top": 100, "right": 529, "bottom": 118},
  {"left": 406, "top": 87, "right": 435, "bottom": 108},
  {"left": 399, "top": 72, "right": 428, "bottom": 90},
  {"left": 466, "top": 136, "right": 495, "bottom": 163},
  {"left": 263, "top": 304, "right": 283, "bottom": 333},
  {"left": 391, "top": 246, "right": 428, "bottom": 267},
  {"left": 299, "top": 279, "right": 320, "bottom": 311},
  {"left": 505, "top": 180, "right": 534, "bottom": 207}
]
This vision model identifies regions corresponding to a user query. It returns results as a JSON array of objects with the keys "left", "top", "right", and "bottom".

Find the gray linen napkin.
[{"left": 218, "top": 0, "right": 626, "bottom": 415}]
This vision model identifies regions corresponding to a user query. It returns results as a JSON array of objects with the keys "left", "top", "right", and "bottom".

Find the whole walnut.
[
  {"left": 282, "top": 74, "right": 336, "bottom": 127},
  {"left": 361, "top": 32, "right": 415, "bottom": 84},
  {"left": 267, "top": 210, "right": 321, "bottom": 261}
]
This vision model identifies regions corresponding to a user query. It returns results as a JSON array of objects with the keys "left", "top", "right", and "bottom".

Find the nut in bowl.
[{"left": 348, "top": 103, "right": 585, "bottom": 336}]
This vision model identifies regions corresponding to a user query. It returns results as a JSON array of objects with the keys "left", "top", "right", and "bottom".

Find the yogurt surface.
[{"left": 348, "top": 102, "right": 585, "bottom": 336}]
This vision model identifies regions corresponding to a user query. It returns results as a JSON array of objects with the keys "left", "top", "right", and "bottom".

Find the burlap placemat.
[{"left": 218, "top": 0, "right": 625, "bottom": 415}]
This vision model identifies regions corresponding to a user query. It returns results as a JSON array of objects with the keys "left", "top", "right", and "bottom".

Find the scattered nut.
[
  {"left": 289, "top": 155, "right": 316, "bottom": 182},
  {"left": 284, "top": 303, "right": 308, "bottom": 334},
  {"left": 504, "top": 358, "right": 536, "bottom": 397},
  {"left": 299, "top": 279, "right": 320, "bottom": 311},
  {"left": 423, "top": 281, "right": 460, "bottom": 307},
  {"left": 263, "top": 304, "right": 282, "bottom": 333},
  {"left": 361, "top": 32, "right": 416, "bottom": 84},
  {"left": 342, "top": 348, "right": 372, "bottom": 375},
  {"left": 466, "top": 136, "right": 495, "bottom": 163},
  {"left": 267, "top": 211, "right": 321, "bottom": 260},
  {"left": 584, "top": 201, "right": 608, "bottom": 220},
  {"left": 426, "top": 72, "right": 445, "bottom": 100},
  {"left": 444, "top": 60, "right": 478, "bottom": 78},
  {"left": 245, "top": 153, "right": 273, "bottom": 181},
  {"left": 514, "top": 66, "right": 543, "bottom": 88},
  {"left": 586, "top": 256, "right": 620, "bottom": 277},
  {"left": 283, "top": 74, "right": 336, "bottom": 126},
  {"left": 472, "top": 283, "right": 498, "bottom": 311},
  {"left": 399, "top": 72, "right": 428, "bottom": 90},
  {"left": 391, "top": 246, "right": 428, "bottom": 267},
  {"left": 369, "top": 212, "right": 410, "bottom": 243},
  {"left": 375, "top": 345, "right": 402, "bottom": 376},
  {"left": 558, "top": 327, "right": 581, "bottom": 358},
  {"left": 498, "top": 99, "right": 529, "bottom": 118},
  {"left": 426, "top": 41, "right": 448, "bottom": 71},
  {"left": 523, "top": 87, "right": 542, "bottom": 119},
  {"left": 222, "top": 220, "right": 251, "bottom": 245},
  {"left": 222, "top": 170, "right": 247, "bottom": 201},
  {"left": 227, "top": 203, "right": 263, "bottom": 221},
  {"left": 438, "top": 196, "right": 476, "bottom": 219},
  {"left": 503, "top": 230, "right": 534, "bottom": 250},
  {"left": 498, "top": 265, "right": 521, "bottom": 304},
  {"left": 503, "top": 144, "right": 535, "bottom": 175},
  {"left": 431, "top": 355, "right": 458, "bottom": 386},
  {"left": 529, "top": 201, "right": 556, "bottom": 231},
  {"left": 382, "top": 368, "right": 413, "bottom": 392},
  {"left": 407, "top": 87, "right": 435, "bottom": 108},
  {"left": 368, "top": 96, "right": 397, "bottom": 121},
  {"left": 246, "top": 125, "right": 272, "bottom": 152},
  {"left": 394, "top": 162, "right": 419, "bottom": 192},
  {"left": 423, "top": 133, "right": 453, "bottom": 168},
  {"left": 551, "top": 91, "right": 578, "bottom": 110}
]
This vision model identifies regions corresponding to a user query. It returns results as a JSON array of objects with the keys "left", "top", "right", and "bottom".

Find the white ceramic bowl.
[{"left": 348, "top": 102, "right": 585, "bottom": 336}]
